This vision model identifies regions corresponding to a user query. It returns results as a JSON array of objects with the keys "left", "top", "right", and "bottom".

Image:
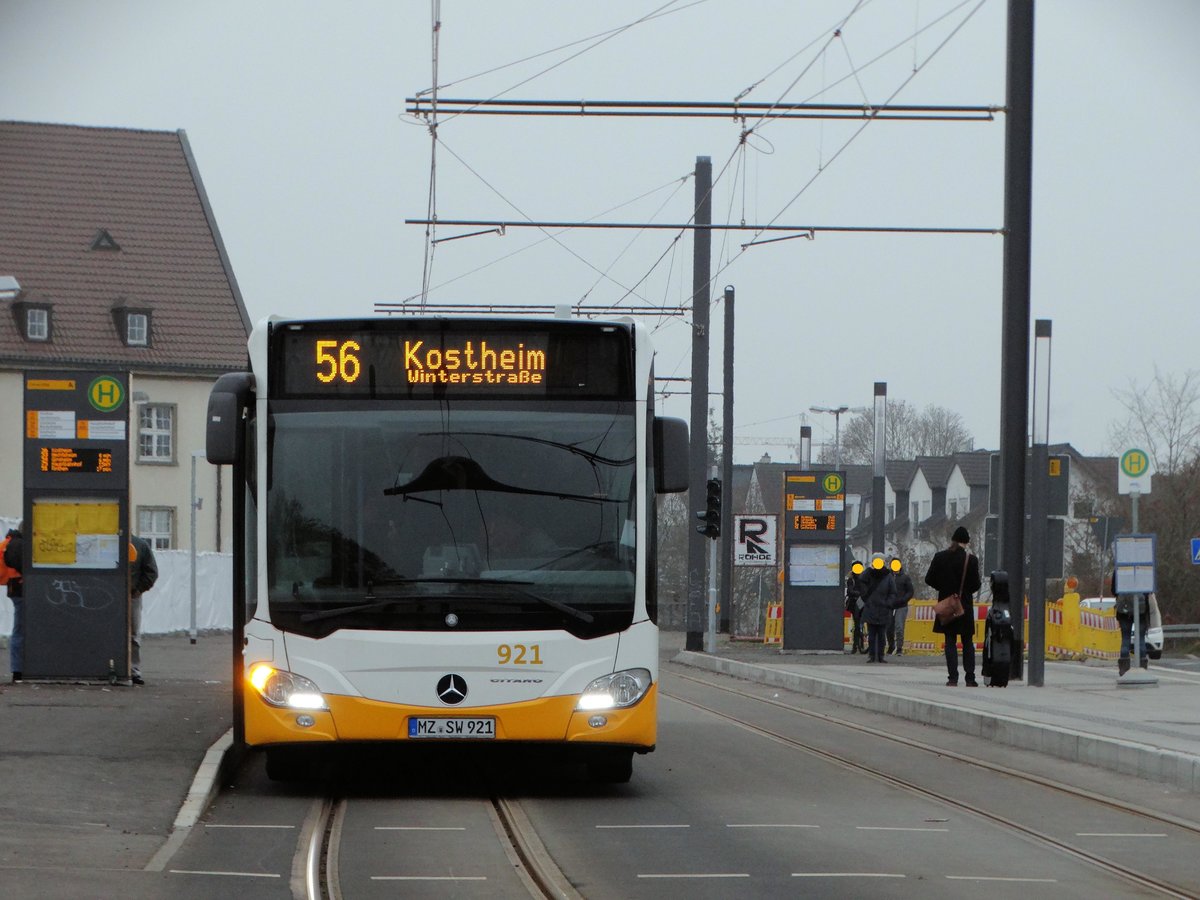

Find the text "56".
[{"left": 315, "top": 340, "right": 362, "bottom": 384}]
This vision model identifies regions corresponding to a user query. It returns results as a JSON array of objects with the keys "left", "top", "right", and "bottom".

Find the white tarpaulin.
[{"left": 1, "top": 544, "right": 233, "bottom": 636}]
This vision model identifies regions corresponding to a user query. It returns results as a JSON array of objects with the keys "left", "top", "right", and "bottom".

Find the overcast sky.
[{"left": 2, "top": 0, "right": 1196, "bottom": 463}]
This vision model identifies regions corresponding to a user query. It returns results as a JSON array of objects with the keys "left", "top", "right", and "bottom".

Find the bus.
[{"left": 206, "top": 315, "right": 688, "bottom": 782}]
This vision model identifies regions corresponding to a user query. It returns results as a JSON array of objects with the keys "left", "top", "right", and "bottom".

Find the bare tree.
[
  {"left": 1107, "top": 369, "right": 1200, "bottom": 623},
  {"left": 833, "top": 400, "right": 973, "bottom": 465},
  {"left": 1109, "top": 366, "right": 1200, "bottom": 475}
]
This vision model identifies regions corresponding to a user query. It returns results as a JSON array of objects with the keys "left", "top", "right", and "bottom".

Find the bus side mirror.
[
  {"left": 206, "top": 372, "right": 255, "bottom": 465},
  {"left": 653, "top": 416, "right": 689, "bottom": 494}
]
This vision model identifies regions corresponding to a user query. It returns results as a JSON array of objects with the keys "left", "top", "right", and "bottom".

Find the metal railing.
[{"left": 1162, "top": 624, "right": 1200, "bottom": 639}]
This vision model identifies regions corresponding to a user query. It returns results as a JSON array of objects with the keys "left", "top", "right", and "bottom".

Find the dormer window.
[
  {"left": 27, "top": 307, "right": 49, "bottom": 340},
  {"left": 111, "top": 301, "right": 152, "bottom": 347},
  {"left": 12, "top": 300, "right": 52, "bottom": 342},
  {"left": 127, "top": 312, "right": 149, "bottom": 345}
]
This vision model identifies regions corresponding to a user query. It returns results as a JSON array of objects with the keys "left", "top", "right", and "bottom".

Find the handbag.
[{"left": 934, "top": 552, "right": 970, "bottom": 625}]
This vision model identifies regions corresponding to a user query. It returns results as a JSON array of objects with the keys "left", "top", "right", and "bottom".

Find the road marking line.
[
  {"left": 856, "top": 826, "right": 950, "bottom": 832},
  {"left": 170, "top": 870, "right": 282, "bottom": 878},
  {"left": 726, "top": 823, "right": 819, "bottom": 828},
  {"left": 596, "top": 824, "right": 689, "bottom": 829},
  {"left": 946, "top": 876, "right": 1058, "bottom": 882},
  {"left": 204, "top": 824, "right": 295, "bottom": 829},
  {"left": 638, "top": 873, "right": 750, "bottom": 879},
  {"left": 375, "top": 826, "right": 468, "bottom": 831},
  {"left": 371, "top": 876, "right": 487, "bottom": 881},
  {"left": 792, "top": 873, "right": 905, "bottom": 878},
  {"left": 1076, "top": 833, "right": 1167, "bottom": 838}
]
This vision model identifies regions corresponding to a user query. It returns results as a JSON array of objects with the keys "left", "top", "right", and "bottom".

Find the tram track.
[
  {"left": 663, "top": 668, "right": 1200, "bottom": 899},
  {"left": 299, "top": 792, "right": 581, "bottom": 900}
]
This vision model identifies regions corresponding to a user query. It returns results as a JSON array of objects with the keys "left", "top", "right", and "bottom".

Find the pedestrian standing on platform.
[
  {"left": 925, "top": 526, "right": 982, "bottom": 686},
  {"left": 860, "top": 552, "right": 897, "bottom": 663},
  {"left": 846, "top": 561, "right": 866, "bottom": 654},
  {"left": 2, "top": 522, "right": 24, "bottom": 683},
  {"left": 1111, "top": 569, "right": 1149, "bottom": 676},
  {"left": 887, "top": 556, "right": 915, "bottom": 655},
  {"left": 129, "top": 534, "right": 158, "bottom": 686}
]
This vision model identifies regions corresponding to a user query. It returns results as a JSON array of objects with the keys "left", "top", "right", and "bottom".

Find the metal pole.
[
  {"left": 1026, "top": 444, "right": 1047, "bottom": 685},
  {"left": 706, "top": 466, "right": 719, "bottom": 653},
  {"left": 686, "top": 156, "right": 713, "bottom": 651},
  {"left": 872, "top": 383, "right": 887, "bottom": 553},
  {"left": 800, "top": 425, "right": 812, "bottom": 470},
  {"left": 1131, "top": 491, "right": 1141, "bottom": 671},
  {"left": 720, "top": 285, "right": 735, "bottom": 634},
  {"left": 833, "top": 410, "right": 841, "bottom": 471},
  {"left": 1026, "top": 319, "right": 1051, "bottom": 686},
  {"left": 189, "top": 451, "right": 199, "bottom": 644},
  {"left": 999, "top": 0, "right": 1035, "bottom": 681}
]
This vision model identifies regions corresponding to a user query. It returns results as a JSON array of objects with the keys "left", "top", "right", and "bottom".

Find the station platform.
[{"left": 668, "top": 632, "right": 1200, "bottom": 793}]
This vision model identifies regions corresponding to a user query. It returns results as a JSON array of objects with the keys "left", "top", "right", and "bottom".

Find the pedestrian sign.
[{"left": 1192, "top": 537, "right": 1200, "bottom": 565}]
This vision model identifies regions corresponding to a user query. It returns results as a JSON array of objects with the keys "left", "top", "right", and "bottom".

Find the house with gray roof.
[{"left": 1, "top": 121, "right": 249, "bottom": 550}]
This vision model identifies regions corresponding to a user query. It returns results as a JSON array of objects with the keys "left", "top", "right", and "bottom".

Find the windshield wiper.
[{"left": 384, "top": 455, "right": 618, "bottom": 504}]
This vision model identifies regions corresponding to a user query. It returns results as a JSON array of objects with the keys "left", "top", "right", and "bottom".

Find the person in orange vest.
[
  {"left": 2, "top": 522, "right": 24, "bottom": 683},
  {"left": 128, "top": 535, "right": 158, "bottom": 686}
]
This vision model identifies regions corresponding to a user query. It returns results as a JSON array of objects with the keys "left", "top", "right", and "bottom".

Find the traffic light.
[{"left": 696, "top": 477, "right": 722, "bottom": 539}]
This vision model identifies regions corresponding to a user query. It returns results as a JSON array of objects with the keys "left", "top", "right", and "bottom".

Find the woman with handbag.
[{"left": 924, "top": 526, "right": 982, "bottom": 686}]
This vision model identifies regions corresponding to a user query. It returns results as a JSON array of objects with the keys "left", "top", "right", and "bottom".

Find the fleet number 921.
[{"left": 497, "top": 644, "right": 542, "bottom": 665}]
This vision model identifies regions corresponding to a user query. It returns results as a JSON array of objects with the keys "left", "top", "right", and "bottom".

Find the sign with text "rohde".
[
  {"left": 781, "top": 470, "right": 846, "bottom": 650},
  {"left": 733, "top": 514, "right": 777, "bottom": 567},
  {"left": 22, "top": 371, "right": 131, "bottom": 680}
]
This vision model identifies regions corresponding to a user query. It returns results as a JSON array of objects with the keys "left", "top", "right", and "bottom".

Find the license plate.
[{"left": 408, "top": 717, "right": 496, "bottom": 739}]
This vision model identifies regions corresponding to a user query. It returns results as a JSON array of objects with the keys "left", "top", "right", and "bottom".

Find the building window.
[
  {"left": 949, "top": 499, "right": 958, "bottom": 519},
  {"left": 137, "top": 507, "right": 174, "bottom": 549},
  {"left": 26, "top": 307, "right": 49, "bottom": 340},
  {"left": 912, "top": 501, "right": 920, "bottom": 524},
  {"left": 138, "top": 404, "right": 175, "bottom": 463},
  {"left": 127, "top": 312, "right": 148, "bottom": 345},
  {"left": 885, "top": 503, "right": 894, "bottom": 523}
]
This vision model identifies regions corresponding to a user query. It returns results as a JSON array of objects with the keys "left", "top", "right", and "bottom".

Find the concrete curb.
[
  {"left": 674, "top": 651, "right": 1200, "bottom": 793},
  {"left": 144, "top": 728, "right": 235, "bottom": 873}
]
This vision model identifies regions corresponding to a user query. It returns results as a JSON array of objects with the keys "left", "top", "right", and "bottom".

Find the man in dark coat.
[
  {"left": 887, "top": 556, "right": 915, "bottom": 656},
  {"left": 129, "top": 534, "right": 158, "bottom": 686},
  {"left": 860, "top": 552, "right": 897, "bottom": 663},
  {"left": 924, "top": 525, "right": 982, "bottom": 686}
]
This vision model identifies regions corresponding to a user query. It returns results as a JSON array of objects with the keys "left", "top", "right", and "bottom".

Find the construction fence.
[{"left": 835, "top": 593, "right": 1123, "bottom": 660}]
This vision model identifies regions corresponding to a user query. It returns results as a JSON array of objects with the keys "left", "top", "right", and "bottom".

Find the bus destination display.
[
  {"left": 275, "top": 321, "right": 631, "bottom": 399},
  {"left": 40, "top": 447, "right": 114, "bottom": 474}
]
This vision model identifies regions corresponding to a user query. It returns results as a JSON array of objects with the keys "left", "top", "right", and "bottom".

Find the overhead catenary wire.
[
  {"left": 409, "top": 0, "right": 996, "bottom": 345},
  {"left": 415, "top": 0, "right": 709, "bottom": 98}
]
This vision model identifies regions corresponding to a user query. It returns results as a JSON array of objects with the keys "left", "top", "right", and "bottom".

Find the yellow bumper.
[{"left": 244, "top": 682, "right": 658, "bottom": 749}]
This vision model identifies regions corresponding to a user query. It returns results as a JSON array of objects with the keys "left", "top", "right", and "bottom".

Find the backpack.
[{"left": 0, "top": 535, "right": 21, "bottom": 586}]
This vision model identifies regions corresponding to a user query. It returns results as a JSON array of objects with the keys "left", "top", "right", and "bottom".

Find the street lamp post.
[{"left": 809, "top": 405, "right": 866, "bottom": 470}]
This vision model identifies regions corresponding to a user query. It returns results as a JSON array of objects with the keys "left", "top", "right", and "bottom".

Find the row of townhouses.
[
  {"left": 1, "top": 121, "right": 250, "bottom": 550},
  {"left": 734, "top": 448, "right": 1119, "bottom": 578}
]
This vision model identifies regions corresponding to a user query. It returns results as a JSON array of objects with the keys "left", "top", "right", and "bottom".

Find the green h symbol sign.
[{"left": 88, "top": 376, "right": 124, "bottom": 412}]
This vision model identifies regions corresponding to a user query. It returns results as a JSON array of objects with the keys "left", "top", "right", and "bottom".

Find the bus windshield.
[{"left": 266, "top": 402, "right": 637, "bottom": 638}]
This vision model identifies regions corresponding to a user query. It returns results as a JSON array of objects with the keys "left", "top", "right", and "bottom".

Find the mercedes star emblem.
[{"left": 436, "top": 673, "right": 468, "bottom": 705}]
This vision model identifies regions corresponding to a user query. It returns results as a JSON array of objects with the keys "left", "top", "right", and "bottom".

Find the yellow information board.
[{"left": 31, "top": 499, "right": 121, "bottom": 568}]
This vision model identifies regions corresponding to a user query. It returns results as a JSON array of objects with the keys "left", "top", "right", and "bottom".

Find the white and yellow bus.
[{"left": 206, "top": 315, "right": 687, "bottom": 782}]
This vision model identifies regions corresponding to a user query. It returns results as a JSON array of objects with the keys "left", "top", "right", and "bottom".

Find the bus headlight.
[
  {"left": 248, "top": 664, "right": 328, "bottom": 710},
  {"left": 577, "top": 668, "right": 652, "bottom": 711}
]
